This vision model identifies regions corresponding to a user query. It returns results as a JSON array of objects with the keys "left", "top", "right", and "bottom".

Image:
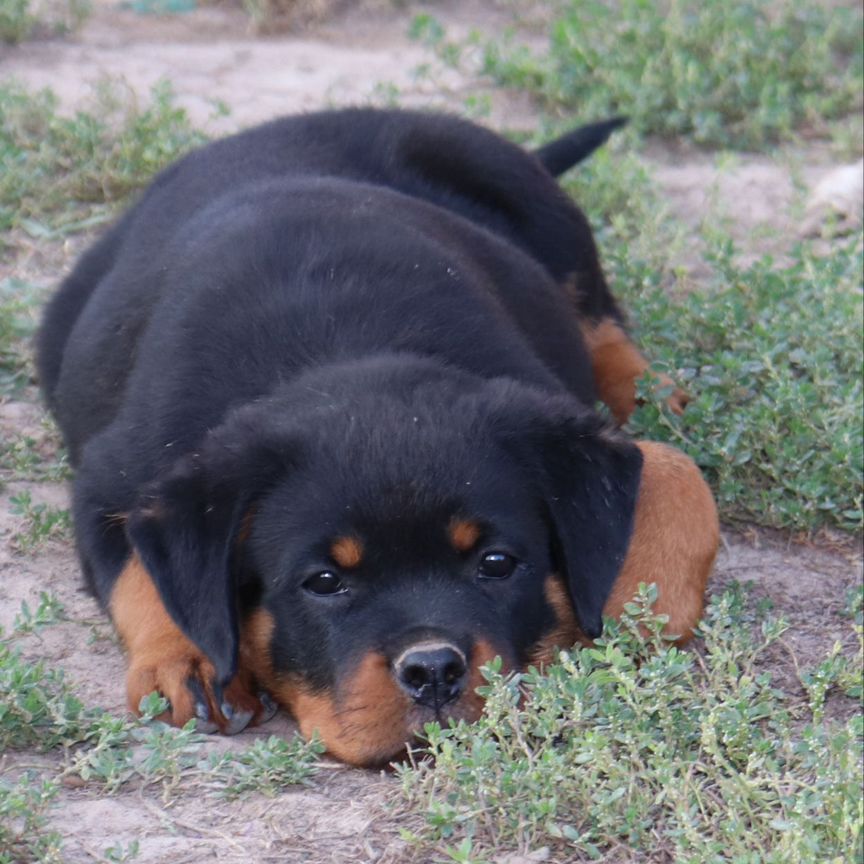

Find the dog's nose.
[{"left": 395, "top": 644, "right": 467, "bottom": 709}]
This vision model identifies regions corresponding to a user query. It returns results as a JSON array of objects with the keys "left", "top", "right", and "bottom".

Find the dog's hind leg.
[{"left": 580, "top": 318, "right": 690, "bottom": 424}]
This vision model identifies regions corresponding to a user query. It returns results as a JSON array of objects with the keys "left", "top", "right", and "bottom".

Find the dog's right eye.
[
  {"left": 302, "top": 571, "right": 348, "bottom": 596},
  {"left": 477, "top": 551, "right": 518, "bottom": 580}
]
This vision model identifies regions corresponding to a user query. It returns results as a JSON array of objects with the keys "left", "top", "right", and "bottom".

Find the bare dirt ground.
[{"left": 1, "top": 2, "right": 862, "bottom": 861}]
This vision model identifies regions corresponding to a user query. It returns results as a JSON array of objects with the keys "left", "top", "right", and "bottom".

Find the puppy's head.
[{"left": 127, "top": 357, "right": 642, "bottom": 765}]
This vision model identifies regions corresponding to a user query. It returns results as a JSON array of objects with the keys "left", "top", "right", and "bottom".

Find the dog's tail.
[{"left": 533, "top": 117, "right": 628, "bottom": 177}]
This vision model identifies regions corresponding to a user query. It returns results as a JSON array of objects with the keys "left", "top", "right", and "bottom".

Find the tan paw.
[{"left": 112, "top": 554, "right": 276, "bottom": 733}]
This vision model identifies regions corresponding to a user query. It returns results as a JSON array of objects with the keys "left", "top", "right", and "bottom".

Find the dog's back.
[{"left": 37, "top": 110, "right": 620, "bottom": 428}]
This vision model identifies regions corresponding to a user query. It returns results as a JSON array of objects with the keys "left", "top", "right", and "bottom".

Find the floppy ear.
[
  {"left": 125, "top": 406, "right": 296, "bottom": 683},
  {"left": 540, "top": 425, "right": 643, "bottom": 638},
  {"left": 490, "top": 384, "right": 643, "bottom": 639}
]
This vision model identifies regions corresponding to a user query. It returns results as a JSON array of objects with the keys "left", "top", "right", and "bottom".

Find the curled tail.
[{"left": 533, "top": 116, "right": 627, "bottom": 177}]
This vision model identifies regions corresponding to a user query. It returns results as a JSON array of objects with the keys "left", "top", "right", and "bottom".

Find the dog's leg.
[
  {"left": 528, "top": 441, "right": 716, "bottom": 666},
  {"left": 603, "top": 440, "right": 719, "bottom": 643},
  {"left": 111, "top": 554, "right": 269, "bottom": 733},
  {"left": 581, "top": 318, "right": 689, "bottom": 424}
]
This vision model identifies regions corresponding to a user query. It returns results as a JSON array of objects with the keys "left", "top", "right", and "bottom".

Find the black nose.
[{"left": 395, "top": 645, "right": 467, "bottom": 709}]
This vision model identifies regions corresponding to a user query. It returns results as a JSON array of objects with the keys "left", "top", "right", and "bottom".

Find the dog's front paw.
[
  {"left": 127, "top": 651, "right": 272, "bottom": 734},
  {"left": 112, "top": 555, "right": 276, "bottom": 734}
]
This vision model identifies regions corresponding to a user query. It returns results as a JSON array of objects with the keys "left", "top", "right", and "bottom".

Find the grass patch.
[
  {"left": 0, "top": 275, "right": 69, "bottom": 484},
  {"left": 206, "top": 734, "right": 325, "bottom": 798},
  {"left": 0, "top": 79, "right": 205, "bottom": 245},
  {"left": 0, "top": 597, "right": 322, "bottom": 856},
  {"left": 0, "top": 432, "right": 69, "bottom": 485},
  {"left": 622, "top": 238, "right": 863, "bottom": 534},
  {"left": 0, "top": 774, "right": 62, "bottom": 864},
  {"left": 62, "top": 692, "right": 323, "bottom": 799},
  {"left": 398, "top": 586, "right": 864, "bottom": 862},
  {"left": 0, "top": 0, "right": 89, "bottom": 44},
  {"left": 414, "top": 0, "right": 863, "bottom": 148},
  {"left": 548, "top": 143, "right": 864, "bottom": 535},
  {"left": 0, "top": 595, "right": 86, "bottom": 752},
  {"left": 0, "top": 278, "right": 43, "bottom": 397},
  {"left": 0, "top": 598, "right": 322, "bottom": 782},
  {"left": 8, "top": 490, "right": 71, "bottom": 552}
]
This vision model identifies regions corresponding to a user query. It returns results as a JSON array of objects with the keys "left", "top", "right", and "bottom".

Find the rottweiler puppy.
[{"left": 37, "top": 109, "right": 718, "bottom": 766}]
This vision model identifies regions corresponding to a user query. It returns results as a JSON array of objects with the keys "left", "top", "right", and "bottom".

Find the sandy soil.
[{"left": 1, "top": 2, "right": 862, "bottom": 862}]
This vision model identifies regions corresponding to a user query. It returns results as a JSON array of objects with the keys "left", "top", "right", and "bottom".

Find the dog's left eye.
[
  {"left": 303, "top": 571, "right": 348, "bottom": 596},
  {"left": 477, "top": 551, "right": 517, "bottom": 580}
]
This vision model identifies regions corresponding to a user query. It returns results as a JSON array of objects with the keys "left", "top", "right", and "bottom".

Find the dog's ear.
[
  {"left": 126, "top": 405, "right": 296, "bottom": 683},
  {"left": 538, "top": 421, "right": 642, "bottom": 639},
  {"left": 489, "top": 384, "right": 643, "bottom": 639}
]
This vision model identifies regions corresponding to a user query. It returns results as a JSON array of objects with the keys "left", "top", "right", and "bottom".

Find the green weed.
[
  {"left": 9, "top": 490, "right": 71, "bottom": 552},
  {"left": 102, "top": 840, "right": 140, "bottom": 863},
  {"left": 622, "top": 238, "right": 863, "bottom": 533},
  {"left": 206, "top": 734, "right": 325, "bottom": 798},
  {"left": 415, "top": 1, "right": 863, "bottom": 149},
  {"left": 0, "top": 0, "right": 32, "bottom": 42},
  {"left": 12, "top": 592, "right": 65, "bottom": 636},
  {"left": 2, "top": 621, "right": 322, "bottom": 798},
  {"left": 0, "top": 278, "right": 69, "bottom": 480},
  {"left": 60, "top": 692, "right": 322, "bottom": 798},
  {"left": 0, "top": 607, "right": 89, "bottom": 751},
  {"left": 0, "top": 79, "right": 205, "bottom": 245},
  {"left": 0, "top": 432, "right": 69, "bottom": 484},
  {"left": 0, "top": 774, "right": 62, "bottom": 864},
  {"left": 1, "top": 599, "right": 321, "bottom": 856},
  {"left": 0, "top": 278, "right": 43, "bottom": 397},
  {"left": 0, "top": 0, "right": 90, "bottom": 43},
  {"left": 1, "top": 597, "right": 321, "bottom": 862},
  {"left": 398, "top": 586, "right": 863, "bottom": 862},
  {"left": 63, "top": 696, "right": 208, "bottom": 796}
]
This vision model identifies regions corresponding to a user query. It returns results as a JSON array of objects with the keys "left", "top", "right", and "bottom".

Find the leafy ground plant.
[
  {"left": 8, "top": 490, "right": 71, "bottom": 552},
  {"left": 622, "top": 237, "right": 863, "bottom": 533},
  {"left": 0, "top": 595, "right": 87, "bottom": 752},
  {"left": 0, "top": 430, "right": 69, "bottom": 485},
  {"left": 550, "top": 140, "right": 863, "bottom": 535},
  {"left": 0, "top": 278, "right": 43, "bottom": 398},
  {"left": 0, "top": 0, "right": 90, "bottom": 44},
  {"left": 398, "top": 586, "right": 863, "bottom": 863},
  {"left": 206, "top": 734, "right": 325, "bottom": 798},
  {"left": 0, "top": 774, "right": 62, "bottom": 864},
  {"left": 0, "top": 597, "right": 322, "bottom": 857},
  {"left": 0, "top": 79, "right": 205, "bottom": 243},
  {"left": 414, "top": 0, "right": 863, "bottom": 148}
]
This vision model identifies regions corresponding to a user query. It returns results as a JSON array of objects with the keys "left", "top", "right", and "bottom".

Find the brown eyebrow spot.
[
  {"left": 449, "top": 519, "right": 481, "bottom": 553},
  {"left": 330, "top": 536, "right": 364, "bottom": 569}
]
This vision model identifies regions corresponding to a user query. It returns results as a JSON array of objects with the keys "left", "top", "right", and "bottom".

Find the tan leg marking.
[
  {"left": 111, "top": 554, "right": 261, "bottom": 729},
  {"left": 581, "top": 318, "right": 689, "bottom": 424},
  {"left": 603, "top": 441, "right": 719, "bottom": 643},
  {"left": 529, "top": 441, "right": 718, "bottom": 656}
]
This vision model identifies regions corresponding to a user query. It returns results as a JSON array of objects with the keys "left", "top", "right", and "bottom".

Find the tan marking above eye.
[
  {"left": 449, "top": 518, "right": 481, "bottom": 553},
  {"left": 330, "top": 536, "right": 364, "bottom": 569}
]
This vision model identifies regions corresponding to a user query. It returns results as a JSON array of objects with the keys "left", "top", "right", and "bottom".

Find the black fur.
[
  {"left": 534, "top": 115, "right": 628, "bottom": 176},
  {"left": 37, "top": 109, "right": 640, "bottom": 705}
]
